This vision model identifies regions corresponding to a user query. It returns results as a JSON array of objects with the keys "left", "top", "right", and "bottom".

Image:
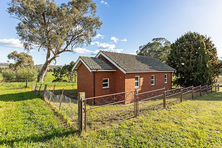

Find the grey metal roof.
[
  {"left": 80, "top": 56, "right": 114, "bottom": 70},
  {"left": 100, "top": 51, "right": 175, "bottom": 72}
]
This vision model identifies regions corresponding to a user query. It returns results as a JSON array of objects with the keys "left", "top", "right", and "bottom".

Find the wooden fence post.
[
  {"left": 206, "top": 85, "right": 208, "bottom": 95},
  {"left": 211, "top": 84, "right": 213, "bottom": 93},
  {"left": 134, "top": 89, "right": 137, "bottom": 116},
  {"left": 34, "top": 84, "right": 37, "bottom": 93},
  {"left": 38, "top": 84, "right": 42, "bottom": 96},
  {"left": 78, "top": 92, "right": 85, "bottom": 131},
  {"left": 180, "top": 88, "right": 182, "bottom": 102},
  {"left": 215, "top": 84, "right": 216, "bottom": 92},
  {"left": 26, "top": 80, "right": 28, "bottom": 88},
  {"left": 163, "top": 91, "right": 166, "bottom": 108},
  {"left": 44, "top": 85, "right": 47, "bottom": 100},
  {"left": 200, "top": 85, "right": 202, "bottom": 96},
  {"left": 218, "top": 84, "right": 219, "bottom": 91},
  {"left": 59, "top": 88, "right": 64, "bottom": 111},
  {"left": 192, "top": 86, "right": 194, "bottom": 99},
  {"left": 49, "top": 85, "right": 55, "bottom": 103},
  {"left": 32, "top": 82, "right": 34, "bottom": 91},
  {"left": 134, "top": 89, "right": 139, "bottom": 117}
]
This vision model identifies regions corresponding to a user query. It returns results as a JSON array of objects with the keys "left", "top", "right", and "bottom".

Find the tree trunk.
[{"left": 37, "top": 60, "right": 52, "bottom": 82}]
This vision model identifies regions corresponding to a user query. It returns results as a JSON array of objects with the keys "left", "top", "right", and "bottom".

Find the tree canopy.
[
  {"left": 7, "top": 51, "right": 35, "bottom": 70},
  {"left": 137, "top": 38, "right": 171, "bottom": 63},
  {"left": 167, "top": 32, "right": 221, "bottom": 87},
  {"left": 8, "top": 0, "right": 102, "bottom": 82}
]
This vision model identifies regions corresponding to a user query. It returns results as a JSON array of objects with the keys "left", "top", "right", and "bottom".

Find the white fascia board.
[
  {"left": 96, "top": 52, "right": 126, "bottom": 74},
  {"left": 72, "top": 57, "right": 92, "bottom": 72},
  {"left": 72, "top": 57, "right": 81, "bottom": 71},
  {"left": 126, "top": 71, "right": 175, "bottom": 73},
  {"left": 91, "top": 70, "right": 116, "bottom": 72}
]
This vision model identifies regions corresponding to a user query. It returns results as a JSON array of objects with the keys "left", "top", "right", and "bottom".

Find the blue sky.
[{"left": 0, "top": 0, "right": 222, "bottom": 65}]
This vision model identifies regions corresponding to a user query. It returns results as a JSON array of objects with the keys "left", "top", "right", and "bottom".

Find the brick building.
[{"left": 73, "top": 50, "right": 175, "bottom": 103}]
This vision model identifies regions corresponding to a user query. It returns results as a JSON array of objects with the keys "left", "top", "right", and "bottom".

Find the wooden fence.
[
  {"left": 79, "top": 84, "right": 220, "bottom": 131},
  {"left": 32, "top": 83, "right": 79, "bottom": 129},
  {"left": 31, "top": 83, "right": 220, "bottom": 132}
]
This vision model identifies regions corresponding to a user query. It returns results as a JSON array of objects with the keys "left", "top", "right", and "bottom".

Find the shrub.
[
  {"left": 52, "top": 78, "right": 63, "bottom": 82},
  {"left": 2, "top": 69, "right": 15, "bottom": 81},
  {"left": 15, "top": 67, "right": 37, "bottom": 81}
]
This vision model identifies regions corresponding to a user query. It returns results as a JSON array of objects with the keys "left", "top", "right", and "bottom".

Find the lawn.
[
  {"left": 0, "top": 88, "right": 78, "bottom": 147},
  {"left": 1, "top": 86, "right": 222, "bottom": 147}
]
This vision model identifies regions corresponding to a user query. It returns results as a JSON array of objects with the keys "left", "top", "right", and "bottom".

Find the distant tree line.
[
  {"left": 1, "top": 51, "right": 76, "bottom": 82},
  {"left": 137, "top": 32, "right": 222, "bottom": 87},
  {"left": 52, "top": 61, "right": 77, "bottom": 83}
]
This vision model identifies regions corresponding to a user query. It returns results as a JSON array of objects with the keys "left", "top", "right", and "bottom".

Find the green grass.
[
  {"left": 0, "top": 89, "right": 78, "bottom": 147},
  {"left": 44, "top": 72, "right": 69, "bottom": 82},
  {"left": 1, "top": 85, "right": 222, "bottom": 147},
  {"left": 0, "top": 73, "right": 2, "bottom": 81}
]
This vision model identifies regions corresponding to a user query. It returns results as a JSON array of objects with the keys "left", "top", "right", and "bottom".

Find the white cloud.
[
  {"left": 91, "top": 41, "right": 115, "bottom": 50},
  {"left": 121, "top": 38, "right": 127, "bottom": 42},
  {"left": 94, "top": 33, "right": 104, "bottom": 39},
  {"left": 91, "top": 41, "right": 123, "bottom": 53},
  {"left": 0, "top": 38, "right": 23, "bottom": 48},
  {"left": 101, "top": 0, "right": 109, "bottom": 6},
  {"left": 111, "top": 49, "right": 123, "bottom": 53},
  {"left": 72, "top": 48, "right": 91, "bottom": 54},
  {"left": 111, "top": 37, "right": 119, "bottom": 43},
  {"left": 91, "top": 50, "right": 100, "bottom": 55}
]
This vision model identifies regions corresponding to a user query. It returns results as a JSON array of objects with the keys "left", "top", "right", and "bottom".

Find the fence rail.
[
  {"left": 32, "top": 83, "right": 79, "bottom": 129},
  {"left": 31, "top": 83, "right": 220, "bottom": 132},
  {"left": 79, "top": 84, "right": 220, "bottom": 131}
]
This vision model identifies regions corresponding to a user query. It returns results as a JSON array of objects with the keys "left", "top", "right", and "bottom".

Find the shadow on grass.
[
  {"left": 0, "top": 128, "right": 80, "bottom": 146},
  {"left": 0, "top": 91, "right": 37, "bottom": 102},
  {"left": 193, "top": 91, "right": 222, "bottom": 101}
]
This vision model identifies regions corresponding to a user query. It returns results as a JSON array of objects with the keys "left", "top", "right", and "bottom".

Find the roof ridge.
[{"left": 101, "top": 50, "right": 153, "bottom": 58}]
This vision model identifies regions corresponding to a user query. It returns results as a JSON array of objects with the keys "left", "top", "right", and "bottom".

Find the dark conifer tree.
[{"left": 167, "top": 32, "right": 221, "bottom": 87}]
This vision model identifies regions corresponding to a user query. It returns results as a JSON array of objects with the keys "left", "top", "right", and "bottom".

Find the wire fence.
[
  {"left": 33, "top": 84, "right": 78, "bottom": 129},
  {"left": 80, "top": 84, "right": 220, "bottom": 131},
  {"left": 32, "top": 83, "right": 220, "bottom": 132}
]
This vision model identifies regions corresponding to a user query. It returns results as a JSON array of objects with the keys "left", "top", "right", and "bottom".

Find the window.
[
  {"left": 165, "top": 74, "right": 167, "bottom": 83},
  {"left": 135, "top": 76, "right": 139, "bottom": 88},
  {"left": 103, "top": 78, "right": 109, "bottom": 89},
  {"left": 151, "top": 75, "right": 155, "bottom": 85}
]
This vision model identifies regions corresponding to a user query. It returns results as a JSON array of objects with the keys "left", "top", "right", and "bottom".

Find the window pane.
[
  {"left": 103, "top": 83, "right": 108, "bottom": 87},
  {"left": 103, "top": 79, "right": 108, "bottom": 83},
  {"left": 151, "top": 75, "right": 154, "bottom": 79},
  {"left": 135, "top": 82, "right": 139, "bottom": 87},
  {"left": 135, "top": 77, "right": 139, "bottom": 81}
]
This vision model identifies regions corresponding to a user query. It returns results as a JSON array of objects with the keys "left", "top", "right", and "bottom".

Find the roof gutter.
[{"left": 126, "top": 71, "right": 175, "bottom": 73}]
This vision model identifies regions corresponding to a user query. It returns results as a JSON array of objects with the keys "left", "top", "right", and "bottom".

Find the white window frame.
[
  {"left": 151, "top": 75, "right": 155, "bottom": 86},
  {"left": 103, "top": 78, "right": 109, "bottom": 89},
  {"left": 165, "top": 74, "right": 167, "bottom": 84},
  {"left": 135, "top": 76, "right": 140, "bottom": 88}
]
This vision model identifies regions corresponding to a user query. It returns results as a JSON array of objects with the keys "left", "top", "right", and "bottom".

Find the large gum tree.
[{"left": 8, "top": 0, "right": 102, "bottom": 82}]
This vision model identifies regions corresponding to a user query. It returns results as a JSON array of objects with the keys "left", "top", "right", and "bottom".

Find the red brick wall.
[
  {"left": 77, "top": 62, "right": 172, "bottom": 104},
  {"left": 94, "top": 71, "right": 115, "bottom": 96},
  {"left": 125, "top": 72, "right": 172, "bottom": 93},
  {"left": 113, "top": 69, "right": 125, "bottom": 93},
  {"left": 124, "top": 72, "right": 172, "bottom": 103},
  {"left": 77, "top": 63, "right": 94, "bottom": 98}
]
